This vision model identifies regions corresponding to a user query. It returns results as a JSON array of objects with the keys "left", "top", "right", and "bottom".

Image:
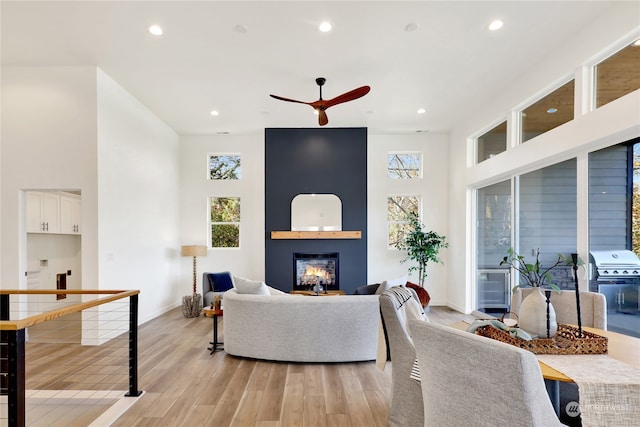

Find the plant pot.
[
  {"left": 518, "top": 287, "right": 557, "bottom": 338},
  {"left": 182, "top": 293, "right": 202, "bottom": 318}
]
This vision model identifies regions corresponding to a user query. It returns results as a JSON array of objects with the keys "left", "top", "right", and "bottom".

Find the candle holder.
[
  {"left": 544, "top": 290, "right": 552, "bottom": 338},
  {"left": 572, "top": 253, "right": 583, "bottom": 337}
]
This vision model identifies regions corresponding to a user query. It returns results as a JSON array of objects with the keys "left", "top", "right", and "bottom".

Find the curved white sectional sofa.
[{"left": 222, "top": 289, "right": 380, "bottom": 362}]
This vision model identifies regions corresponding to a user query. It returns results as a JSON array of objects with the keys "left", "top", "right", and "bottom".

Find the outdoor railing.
[{"left": 0, "top": 289, "right": 142, "bottom": 427}]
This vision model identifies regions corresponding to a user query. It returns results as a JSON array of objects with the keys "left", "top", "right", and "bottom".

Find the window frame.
[
  {"left": 207, "top": 153, "right": 242, "bottom": 181},
  {"left": 387, "top": 194, "right": 422, "bottom": 249},
  {"left": 387, "top": 151, "right": 423, "bottom": 179},
  {"left": 209, "top": 196, "right": 241, "bottom": 249},
  {"left": 518, "top": 77, "right": 575, "bottom": 144},
  {"left": 474, "top": 120, "right": 508, "bottom": 164},
  {"left": 593, "top": 40, "right": 640, "bottom": 110}
]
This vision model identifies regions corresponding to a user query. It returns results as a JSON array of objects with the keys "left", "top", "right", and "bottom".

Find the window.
[
  {"left": 475, "top": 160, "right": 577, "bottom": 293},
  {"left": 476, "top": 180, "right": 512, "bottom": 312},
  {"left": 633, "top": 143, "right": 640, "bottom": 254},
  {"left": 209, "top": 154, "right": 241, "bottom": 180},
  {"left": 521, "top": 80, "right": 574, "bottom": 143},
  {"left": 387, "top": 195, "right": 420, "bottom": 248},
  {"left": 595, "top": 40, "right": 640, "bottom": 109},
  {"left": 210, "top": 197, "right": 240, "bottom": 248},
  {"left": 476, "top": 180, "right": 512, "bottom": 268},
  {"left": 518, "top": 159, "right": 577, "bottom": 288},
  {"left": 388, "top": 152, "right": 422, "bottom": 179},
  {"left": 588, "top": 141, "right": 638, "bottom": 253},
  {"left": 476, "top": 121, "right": 507, "bottom": 163}
]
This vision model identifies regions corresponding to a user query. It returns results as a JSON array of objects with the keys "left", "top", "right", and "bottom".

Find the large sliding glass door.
[
  {"left": 588, "top": 141, "right": 640, "bottom": 337},
  {"left": 519, "top": 159, "right": 577, "bottom": 289},
  {"left": 476, "top": 160, "right": 577, "bottom": 313}
]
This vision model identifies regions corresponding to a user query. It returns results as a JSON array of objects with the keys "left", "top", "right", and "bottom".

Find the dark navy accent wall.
[{"left": 265, "top": 128, "right": 367, "bottom": 294}]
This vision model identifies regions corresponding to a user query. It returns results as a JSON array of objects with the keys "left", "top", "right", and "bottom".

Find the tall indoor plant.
[{"left": 396, "top": 212, "right": 448, "bottom": 288}]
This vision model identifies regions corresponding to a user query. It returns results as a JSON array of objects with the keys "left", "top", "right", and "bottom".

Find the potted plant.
[
  {"left": 395, "top": 212, "right": 448, "bottom": 306},
  {"left": 499, "top": 247, "right": 571, "bottom": 292},
  {"left": 499, "top": 248, "right": 574, "bottom": 337}
]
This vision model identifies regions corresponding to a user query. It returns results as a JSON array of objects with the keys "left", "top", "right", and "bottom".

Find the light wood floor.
[{"left": 22, "top": 305, "right": 474, "bottom": 426}]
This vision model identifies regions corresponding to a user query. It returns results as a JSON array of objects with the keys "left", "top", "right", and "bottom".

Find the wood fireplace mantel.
[{"left": 270, "top": 231, "right": 361, "bottom": 239}]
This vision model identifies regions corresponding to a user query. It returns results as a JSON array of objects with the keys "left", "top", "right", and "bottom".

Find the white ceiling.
[{"left": 1, "top": 1, "right": 619, "bottom": 135}]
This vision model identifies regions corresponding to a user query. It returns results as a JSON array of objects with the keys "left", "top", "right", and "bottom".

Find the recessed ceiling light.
[
  {"left": 319, "top": 21, "right": 332, "bottom": 33},
  {"left": 489, "top": 20, "right": 504, "bottom": 31},
  {"left": 235, "top": 24, "right": 248, "bottom": 34},
  {"left": 417, "top": 108, "right": 426, "bottom": 114},
  {"left": 547, "top": 108, "right": 558, "bottom": 114},
  {"left": 210, "top": 110, "right": 219, "bottom": 116},
  {"left": 148, "top": 25, "right": 163, "bottom": 36},
  {"left": 405, "top": 22, "right": 418, "bottom": 33}
]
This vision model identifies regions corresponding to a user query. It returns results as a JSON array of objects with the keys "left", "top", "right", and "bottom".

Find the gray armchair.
[
  {"left": 511, "top": 288, "right": 607, "bottom": 329},
  {"left": 202, "top": 271, "right": 234, "bottom": 307},
  {"left": 379, "top": 286, "right": 426, "bottom": 427},
  {"left": 410, "top": 320, "right": 562, "bottom": 427}
]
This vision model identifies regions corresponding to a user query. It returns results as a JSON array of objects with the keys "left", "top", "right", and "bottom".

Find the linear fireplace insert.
[{"left": 293, "top": 252, "right": 339, "bottom": 291}]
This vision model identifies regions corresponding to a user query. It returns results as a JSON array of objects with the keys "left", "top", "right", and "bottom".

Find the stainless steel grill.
[
  {"left": 590, "top": 250, "right": 640, "bottom": 316},
  {"left": 590, "top": 250, "right": 640, "bottom": 279}
]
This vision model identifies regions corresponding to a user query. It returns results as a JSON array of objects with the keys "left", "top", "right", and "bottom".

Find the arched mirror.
[{"left": 291, "top": 194, "right": 342, "bottom": 231}]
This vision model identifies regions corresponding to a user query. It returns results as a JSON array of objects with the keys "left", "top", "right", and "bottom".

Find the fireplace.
[{"left": 293, "top": 252, "right": 339, "bottom": 291}]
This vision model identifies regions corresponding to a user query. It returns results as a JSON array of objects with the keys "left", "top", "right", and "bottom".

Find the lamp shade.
[{"left": 181, "top": 245, "right": 207, "bottom": 257}]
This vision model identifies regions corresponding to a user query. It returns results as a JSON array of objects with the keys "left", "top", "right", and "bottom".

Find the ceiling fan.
[{"left": 270, "top": 77, "right": 370, "bottom": 126}]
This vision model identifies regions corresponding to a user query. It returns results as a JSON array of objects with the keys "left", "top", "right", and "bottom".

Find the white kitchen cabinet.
[
  {"left": 26, "top": 191, "right": 80, "bottom": 234},
  {"left": 26, "top": 191, "right": 60, "bottom": 233},
  {"left": 60, "top": 193, "right": 81, "bottom": 234}
]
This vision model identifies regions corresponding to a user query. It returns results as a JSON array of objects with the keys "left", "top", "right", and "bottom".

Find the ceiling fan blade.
[
  {"left": 318, "top": 109, "right": 329, "bottom": 126},
  {"left": 269, "top": 94, "right": 311, "bottom": 105},
  {"left": 324, "top": 86, "right": 371, "bottom": 109},
  {"left": 271, "top": 80, "right": 370, "bottom": 126}
]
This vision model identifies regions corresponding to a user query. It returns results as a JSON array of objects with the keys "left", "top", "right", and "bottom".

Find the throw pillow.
[
  {"left": 376, "top": 274, "right": 408, "bottom": 295},
  {"left": 353, "top": 283, "right": 380, "bottom": 295},
  {"left": 406, "top": 282, "right": 431, "bottom": 308},
  {"left": 208, "top": 272, "right": 234, "bottom": 292},
  {"left": 233, "top": 276, "right": 270, "bottom": 295}
]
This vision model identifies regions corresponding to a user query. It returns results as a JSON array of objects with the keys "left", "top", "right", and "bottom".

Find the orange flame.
[{"left": 304, "top": 266, "right": 328, "bottom": 280}]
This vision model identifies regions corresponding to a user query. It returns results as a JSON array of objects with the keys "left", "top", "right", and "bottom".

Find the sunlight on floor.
[{"left": 0, "top": 389, "right": 143, "bottom": 427}]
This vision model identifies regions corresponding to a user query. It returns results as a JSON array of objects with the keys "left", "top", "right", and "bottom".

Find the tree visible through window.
[
  {"left": 388, "top": 152, "right": 421, "bottom": 179},
  {"left": 211, "top": 197, "right": 240, "bottom": 248},
  {"left": 209, "top": 154, "right": 241, "bottom": 180},
  {"left": 388, "top": 195, "right": 420, "bottom": 248},
  {"left": 633, "top": 143, "right": 640, "bottom": 255}
]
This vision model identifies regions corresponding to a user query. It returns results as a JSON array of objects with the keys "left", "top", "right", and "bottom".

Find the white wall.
[
  {"left": 367, "top": 133, "right": 449, "bottom": 304},
  {"left": 1, "top": 66, "right": 180, "bottom": 325},
  {"left": 447, "top": 2, "right": 640, "bottom": 313},
  {"left": 179, "top": 134, "right": 265, "bottom": 289},
  {"left": 97, "top": 69, "right": 181, "bottom": 324},
  {"left": 1, "top": 66, "right": 99, "bottom": 293},
  {"left": 180, "top": 132, "right": 451, "bottom": 303}
]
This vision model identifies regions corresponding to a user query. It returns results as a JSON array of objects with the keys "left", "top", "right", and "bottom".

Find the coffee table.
[{"left": 203, "top": 307, "right": 224, "bottom": 354}]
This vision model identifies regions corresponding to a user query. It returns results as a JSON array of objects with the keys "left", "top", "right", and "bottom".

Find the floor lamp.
[{"left": 181, "top": 245, "right": 207, "bottom": 318}]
